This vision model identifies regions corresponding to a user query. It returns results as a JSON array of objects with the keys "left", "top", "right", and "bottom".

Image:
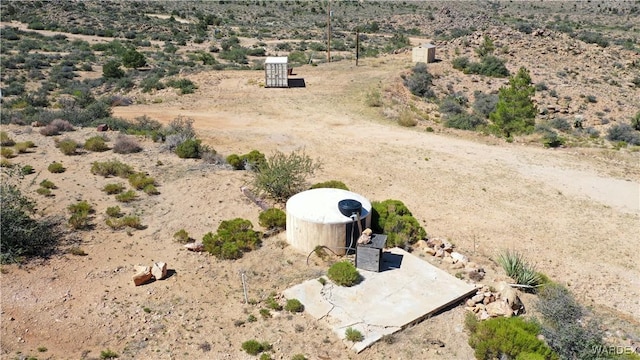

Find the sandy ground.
[{"left": 1, "top": 55, "right": 639, "bottom": 360}]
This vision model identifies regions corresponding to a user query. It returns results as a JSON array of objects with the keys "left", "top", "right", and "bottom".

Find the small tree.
[
  {"left": 121, "top": 48, "right": 146, "bottom": 69},
  {"left": 489, "top": 67, "right": 537, "bottom": 138},
  {"left": 475, "top": 35, "right": 495, "bottom": 58},
  {"left": 103, "top": 60, "right": 124, "bottom": 79},
  {"left": 253, "top": 150, "right": 322, "bottom": 202}
]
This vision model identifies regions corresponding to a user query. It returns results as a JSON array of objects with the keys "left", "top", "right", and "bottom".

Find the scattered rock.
[
  {"left": 132, "top": 266, "right": 152, "bottom": 286},
  {"left": 450, "top": 252, "right": 468, "bottom": 264},
  {"left": 96, "top": 123, "right": 109, "bottom": 132},
  {"left": 486, "top": 300, "right": 513, "bottom": 318},
  {"left": 425, "top": 247, "right": 437, "bottom": 256},
  {"left": 471, "top": 294, "right": 484, "bottom": 303},
  {"left": 184, "top": 242, "right": 204, "bottom": 252},
  {"left": 152, "top": 262, "right": 167, "bottom": 280}
]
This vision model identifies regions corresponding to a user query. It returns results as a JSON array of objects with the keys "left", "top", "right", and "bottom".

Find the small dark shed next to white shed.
[
  {"left": 265, "top": 56, "right": 289, "bottom": 88},
  {"left": 412, "top": 43, "right": 436, "bottom": 63}
]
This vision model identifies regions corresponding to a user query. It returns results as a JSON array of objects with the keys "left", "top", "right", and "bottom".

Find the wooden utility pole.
[
  {"left": 327, "top": 0, "right": 331, "bottom": 62},
  {"left": 356, "top": 28, "right": 359, "bottom": 66}
]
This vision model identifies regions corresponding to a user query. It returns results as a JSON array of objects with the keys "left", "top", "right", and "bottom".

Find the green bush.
[
  {"left": 115, "top": 190, "right": 138, "bottom": 203},
  {"left": 266, "top": 295, "right": 283, "bottom": 311},
  {"left": 103, "top": 60, "right": 124, "bottom": 79},
  {"left": 606, "top": 124, "right": 640, "bottom": 146},
  {"left": 1, "top": 147, "right": 15, "bottom": 158},
  {"left": 467, "top": 315, "right": 558, "bottom": 360},
  {"left": 253, "top": 150, "right": 322, "bottom": 202},
  {"left": 345, "top": 327, "right": 364, "bottom": 342},
  {"left": 173, "top": 229, "right": 191, "bottom": 243},
  {"left": 496, "top": 250, "right": 542, "bottom": 289},
  {"left": 258, "top": 208, "right": 286, "bottom": 229},
  {"left": 91, "top": 160, "right": 134, "bottom": 178},
  {"left": 473, "top": 91, "right": 499, "bottom": 118},
  {"left": 106, "top": 215, "right": 143, "bottom": 230},
  {"left": 1, "top": 182, "right": 63, "bottom": 263},
  {"left": 241, "top": 340, "right": 271, "bottom": 356},
  {"left": 128, "top": 172, "right": 155, "bottom": 190},
  {"left": 453, "top": 55, "right": 510, "bottom": 78},
  {"left": 40, "top": 179, "right": 57, "bottom": 189},
  {"left": 121, "top": 48, "right": 146, "bottom": 68},
  {"left": 371, "top": 199, "right": 426, "bottom": 248},
  {"left": 226, "top": 154, "right": 243, "bottom": 169},
  {"left": 68, "top": 200, "right": 93, "bottom": 230},
  {"left": 284, "top": 298, "right": 304, "bottom": 313},
  {"left": 99, "top": 349, "right": 119, "bottom": 359},
  {"left": 166, "top": 78, "right": 197, "bottom": 94},
  {"left": 20, "top": 165, "right": 35, "bottom": 175},
  {"left": 106, "top": 206, "right": 122, "bottom": 218},
  {"left": 203, "top": 218, "right": 262, "bottom": 260},
  {"left": 14, "top": 141, "right": 33, "bottom": 154},
  {"left": 0, "top": 131, "right": 15, "bottom": 146},
  {"left": 403, "top": 62, "right": 435, "bottom": 98},
  {"left": 103, "top": 183, "right": 125, "bottom": 194},
  {"left": 536, "top": 283, "right": 607, "bottom": 360},
  {"left": 310, "top": 180, "right": 349, "bottom": 191},
  {"left": 143, "top": 184, "right": 159, "bottom": 195},
  {"left": 57, "top": 138, "right": 79, "bottom": 155},
  {"left": 175, "top": 138, "right": 202, "bottom": 158},
  {"left": 328, "top": 261, "right": 361, "bottom": 287},
  {"left": 48, "top": 162, "right": 65, "bottom": 173},
  {"left": 84, "top": 135, "right": 109, "bottom": 152},
  {"left": 445, "top": 113, "right": 486, "bottom": 131},
  {"left": 240, "top": 150, "right": 266, "bottom": 171},
  {"left": 290, "top": 355, "right": 306, "bottom": 360},
  {"left": 36, "top": 187, "right": 52, "bottom": 196},
  {"left": 541, "top": 131, "right": 565, "bottom": 148}
]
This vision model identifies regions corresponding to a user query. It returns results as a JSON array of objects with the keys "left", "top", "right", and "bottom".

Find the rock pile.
[
  {"left": 465, "top": 281, "right": 524, "bottom": 320},
  {"left": 414, "top": 238, "right": 485, "bottom": 280},
  {"left": 132, "top": 262, "right": 168, "bottom": 286}
]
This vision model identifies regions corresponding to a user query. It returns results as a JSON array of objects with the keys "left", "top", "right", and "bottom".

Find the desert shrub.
[
  {"left": 106, "top": 215, "right": 143, "bottom": 230},
  {"left": 631, "top": 111, "right": 640, "bottom": 131},
  {"left": 103, "top": 60, "right": 124, "bottom": 79},
  {"left": 163, "top": 117, "right": 196, "bottom": 151},
  {"left": 541, "top": 131, "right": 565, "bottom": 148},
  {"left": 202, "top": 218, "right": 262, "bottom": 260},
  {"left": 113, "top": 134, "right": 142, "bottom": 154},
  {"left": 226, "top": 154, "right": 243, "bottom": 169},
  {"left": 371, "top": 199, "right": 426, "bottom": 248},
  {"left": 403, "top": 62, "right": 435, "bottom": 98},
  {"left": 445, "top": 113, "right": 486, "bottom": 130},
  {"left": 121, "top": 48, "right": 146, "bottom": 68},
  {"left": 536, "top": 284, "right": 605, "bottom": 360},
  {"left": 128, "top": 172, "right": 155, "bottom": 190},
  {"left": 258, "top": 208, "right": 286, "bottom": 229},
  {"left": 36, "top": 187, "right": 52, "bottom": 196},
  {"left": 397, "top": 110, "right": 418, "bottom": 127},
  {"left": 99, "top": 349, "right": 119, "bottom": 359},
  {"left": 14, "top": 141, "right": 34, "bottom": 154},
  {"left": 439, "top": 96, "right": 465, "bottom": 115},
  {"left": 91, "top": 160, "right": 134, "bottom": 178},
  {"left": 452, "top": 56, "right": 470, "bottom": 71},
  {"left": 47, "top": 162, "right": 65, "bottom": 173},
  {"left": 496, "top": 250, "right": 541, "bottom": 288},
  {"left": 40, "top": 179, "right": 57, "bottom": 189},
  {"left": 20, "top": 165, "right": 35, "bottom": 175},
  {"left": 143, "top": 184, "right": 159, "bottom": 195},
  {"left": 328, "top": 261, "right": 361, "bottom": 287},
  {"left": 0, "top": 159, "right": 13, "bottom": 168},
  {"left": 259, "top": 308, "right": 272, "bottom": 319},
  {"left": 453, "top": 55, "right": 510, "bottom": 77},
  {"left": 50, "top": 119, "right": 75, "bottom": 132},
  {"left": 1, "top": 182, "right": 63, "bottom": 263},
  {"left": 266, "top": 295, "right": 283, "bottom": 311},
  {"left": 290, "top": 355, "right": 306, "bottom": 360},
  {"left": 241, "top": 340, "right": 271, "bottom": 356},
  {"left": 68, "top": 200, "right": 93, "bottom": 230},
  {"left": 103, "top": 183, "right": 124, "bottom": 194},
  {"left": 241, "top": 150, "right": 266, "bottom": 171},
  {"left": 173, "top": 229, "right": 191, "bottom": 243},
  {"left": 467, "top": 315, "right": 557, "bottom": 360},
  {"left": 549, "top": 118, "right": 572, "bottom": 132},
  {"left": 365, "top": 88, "right": 383, "bottom": 107},
  {"left": 310, "top": 180, "right": 349, "bottom": 191},
  {"left": 175, "top": 138, "right": 203, "bottom": 158},
  {"left": 166, "top": 78, "right": 197, "bottom": 94},
  {"left": 253, "top": 150, "right": 322, "bottom": 202},
  {"left": 105, "top": 206, "right": 122, "bottom": 218},
  {"left": 84, "top": 135, "right": 109, "bottom": 152},
  {"left": 57, "top": 138, "right": 79, "bottom": 155},
  {"left": 284, "top": 299, "right": 304, "bottom": 313},
  {"left": 115, "top": 190, "right": 138, "bottom": 202},
  {"left": 606, "top": 124, "right": 640, "bottom": 145},
  {"left": 40, "top": 124, "right": 60, "bottom": 136},
  {"left": 1, "top": 148, "right": 15, "bottom": 158},
  {"left": 345, "top": 327, "right": 364, "bottom": 342},
  {"left": 578, "top": 31, "right": 609, "bottom": 47},
  {"left": 0, "top": 131, "right": 16, "bottom": 146},
  {"left": 473, "top": 91, "right": 499, "bottom": 118}
]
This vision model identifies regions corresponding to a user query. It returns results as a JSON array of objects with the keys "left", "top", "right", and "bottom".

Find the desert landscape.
[{"left": 1, "top": 1, "right": 639, "bottom": 360}]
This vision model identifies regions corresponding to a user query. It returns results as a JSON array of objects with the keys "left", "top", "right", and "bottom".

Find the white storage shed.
[
  {"left": 265, "top": 56, "right": 289, "bottom": 88},
  {"left": 412, "top": 43, "right": 436, "bottom": 63}
]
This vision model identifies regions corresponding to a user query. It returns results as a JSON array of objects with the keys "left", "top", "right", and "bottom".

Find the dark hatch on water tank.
[{"left": 338, "top": 199, "right": 362, "bottom": 217}]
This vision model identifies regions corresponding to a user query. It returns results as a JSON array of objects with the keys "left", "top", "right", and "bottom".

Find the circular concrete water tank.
[{"left": 286, "top": 188, "right": 372, "bottom": 256}]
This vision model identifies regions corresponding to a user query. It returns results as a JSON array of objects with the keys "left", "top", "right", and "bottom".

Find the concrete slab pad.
[{"left": 283, "top": 247, "right": 476, "bottom": 353}]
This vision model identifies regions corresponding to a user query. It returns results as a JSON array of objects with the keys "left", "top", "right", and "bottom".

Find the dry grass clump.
[
  {"left": 113, "top": 134, "right": 142, "bottom": 154},
  {"left": 40, "top": 119, "right": 74, "bottom": 136},
  {"left": 55, "top": 138, "right": 79, "bottom": 155}
]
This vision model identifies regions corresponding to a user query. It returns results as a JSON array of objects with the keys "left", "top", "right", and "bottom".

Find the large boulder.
[
  {"left": 152, "top": 262, "right": 167, "bottom": 280},
  {"left": 132, "top": 266, "right": 152, "bottom": 286}
]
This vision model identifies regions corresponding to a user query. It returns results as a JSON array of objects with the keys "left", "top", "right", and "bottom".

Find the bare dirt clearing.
[{"left": 2, "top": 55, "right": 639, "bottom": 359}]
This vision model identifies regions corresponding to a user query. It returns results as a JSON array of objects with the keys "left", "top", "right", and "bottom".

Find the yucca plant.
[{"left": 496, "top": 250, "right": 541, "bottom": 289}]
